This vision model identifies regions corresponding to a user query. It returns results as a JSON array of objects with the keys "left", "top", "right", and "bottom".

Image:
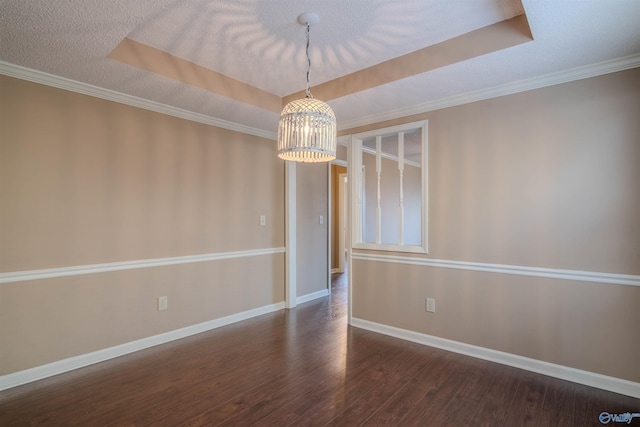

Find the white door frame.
[
  {"left": 337, "top": 172, "right": 348, "bottom": 274},
  {"left": 328, "top": 159, "right": 347, "bottom": 302},
  {"left": 288, "top": 154, "right": 349, "bottom": 308},
  {"left": 285, "top": 162, "right": 296, "bottom": 309},
  {"left": 326, "top": 163, "right": 332, "bottom": 294}
]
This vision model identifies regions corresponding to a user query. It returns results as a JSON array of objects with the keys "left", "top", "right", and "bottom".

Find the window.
[{"left": 350, "top": 120, "right": 428, "bottom": 253}]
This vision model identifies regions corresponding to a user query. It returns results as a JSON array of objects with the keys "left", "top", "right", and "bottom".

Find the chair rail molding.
[
  {"left": 351, "top": 252, "right": 640, "bottom": 287},
  {"left": 0, "top": 248, "right": 286, "bottom": 284}
]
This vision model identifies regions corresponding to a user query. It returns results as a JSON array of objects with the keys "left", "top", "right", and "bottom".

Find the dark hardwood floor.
[{"left": 1, "top": 272, "right": 638, "bottom": 426}]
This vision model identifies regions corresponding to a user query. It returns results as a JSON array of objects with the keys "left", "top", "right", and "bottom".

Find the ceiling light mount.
[
  {"left": 297, "top": 12, "right": 320, "bottom": 27},
  {"left": 278, "top": 12, "right": 337, "bottom": 163}
]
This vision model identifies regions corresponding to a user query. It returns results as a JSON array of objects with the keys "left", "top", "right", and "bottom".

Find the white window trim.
[{"left": 349, "top": 120, "right": 428, "bottom": 254}]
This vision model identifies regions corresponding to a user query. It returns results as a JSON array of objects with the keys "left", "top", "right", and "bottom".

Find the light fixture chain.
[{"left": 305, "top": 23, "right": 312, "bottom": 98}]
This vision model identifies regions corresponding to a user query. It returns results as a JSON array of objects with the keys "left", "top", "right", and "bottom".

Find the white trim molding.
[
  {"left": 351, "top": 318, "right": 640, "bottom": 398},
  {"left": 0, "top": 61, "right": 277, "bottom": 141},
  {"left": 5, "top": 54, "right": 638, "bottom": 143},
  {"left": 351, "top": 252, "right": 640, "bottom": 287},
  {"left": 296, "top": 289, "right": 330, "bottom": 305},
  {"left": 0, "top": 302, "right": 285, "bottom": 391},
  {"left": 350, "top": 121, "right": 429, "bottom": 255},
  {"left": 338, "top": 54, "right": 640, "bottom": 131},
  {"left": 285, "top": 161, "right": 297, "bottom": 309},
  {"left": 0, "top": 248, "right": 286, "bottom": 284}
]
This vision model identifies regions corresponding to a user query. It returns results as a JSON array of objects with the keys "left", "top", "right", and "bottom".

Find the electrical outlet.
[
  {"left": 319, "top": 215, "right": 324, "bottom": 225},
  {"left": 158, "top": 296, "right": 168, "bottom": 311},
  {"left": 426, "top": 298, "right": 435, "bottom": 313},
  {"left": 259, "top": 215, "right": 266, "bottom": 226}
]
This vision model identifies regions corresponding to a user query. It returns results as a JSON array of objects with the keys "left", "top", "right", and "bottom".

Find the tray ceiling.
[{"left": 1, "top": 0, "right": 639, "bottom": 136}]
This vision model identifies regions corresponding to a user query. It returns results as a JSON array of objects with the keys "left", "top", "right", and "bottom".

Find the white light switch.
[
  {"left": 426, "top": 298, "right": 435, "bottom": 313},
  {"left": 158, "top": 296, "right": 168, "bottom": 311},
  {"left": 260, "top": 215, "right": 266, "bottom": 226},
  {"left": 319, "top": 215, "right": 324, "bottom": 225}
]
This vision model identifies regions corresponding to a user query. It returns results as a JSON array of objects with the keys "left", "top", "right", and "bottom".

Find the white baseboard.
[
  {"left": 296, "top": 289, "right": 330, "bottom": 305},
  {"left": 350, "top": 318, "right": 640, "bottom": 399},
  {"left": 0, "top": 301, "right": 285, "bottom": 391}
]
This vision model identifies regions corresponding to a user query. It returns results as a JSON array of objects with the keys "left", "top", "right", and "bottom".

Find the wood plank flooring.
[{"left": 1, "top": 272, "right": 638, "bottom": 426}]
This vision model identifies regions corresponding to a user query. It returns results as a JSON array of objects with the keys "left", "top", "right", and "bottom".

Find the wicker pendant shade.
[
  {"left": 277, "top": 13, "right": 336, "bottom": 163},
  {"left": 277, "top": 97, "right": 336, "bottom": 162}
]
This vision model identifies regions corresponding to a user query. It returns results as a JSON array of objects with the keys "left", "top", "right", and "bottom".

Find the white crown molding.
[
  {"left": 296, "top": 289, "right": 330, "bottom": 305},
  {"left": 0, "top": 301, "right": 285, "bottom": 391},
  {"left": 338, "top": 54, "right": 640, "bottom": 131},
  {"left": 3, "top": 53, "right": 638, "bottom": 139},
  {"left": 351, "top": 318, "right": 640, "bottom": 398},
  {"left": 0, "top": 61, "right": 278, "bottom": 141},
  {"left": 0, "top": 247, "right": 285, "bottom": 284},
  {"left": 351, "top": 252, "right": 640, "bottom": 287}
]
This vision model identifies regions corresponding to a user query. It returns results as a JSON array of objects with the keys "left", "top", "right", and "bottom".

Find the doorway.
[{"left": 330, "top": 163, "right": 347, "bottom": 277}]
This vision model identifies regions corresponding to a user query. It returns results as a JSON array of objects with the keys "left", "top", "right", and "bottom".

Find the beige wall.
[
  {"left": 347, "top": 68, "right": 640, "bottom": 382},
  {"left": 352, "top": 260, "right": 640, "bottom": 382},
  {"left": 296, "top": 164, "right": 328, "bottom": 297},
  {"left": 335, "top": 145, "right": 348, "bottom": 162},
  {"left": 0, "top": 75, "right": 285, "bottom": 374}
]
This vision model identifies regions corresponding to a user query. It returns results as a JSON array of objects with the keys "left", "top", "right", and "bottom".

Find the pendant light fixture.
[{"left": 277, "top": 13, "right": 337, "bottom": 163}]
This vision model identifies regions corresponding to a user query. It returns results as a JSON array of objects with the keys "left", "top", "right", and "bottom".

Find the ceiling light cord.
[{"left": 305, "top": 23, "right": 312, "bottom": 98}]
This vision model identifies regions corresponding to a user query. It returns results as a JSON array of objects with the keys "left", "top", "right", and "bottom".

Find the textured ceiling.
[
  {"left": 1, "top": 0, "right": 639, "bottom": 136},
  {"left": 126, "top": 0, "right": 523, "bottom": 96}
]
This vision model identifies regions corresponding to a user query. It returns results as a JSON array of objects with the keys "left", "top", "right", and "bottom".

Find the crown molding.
[
  {"left": 338, "top": 53, "right": 640, "bottom": 131},
  {"left": 3, "top": 53, "right": 638, "bottom": 140},
  {"left": 0, "top": 61, "right": 278, "bottom": 141}
]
